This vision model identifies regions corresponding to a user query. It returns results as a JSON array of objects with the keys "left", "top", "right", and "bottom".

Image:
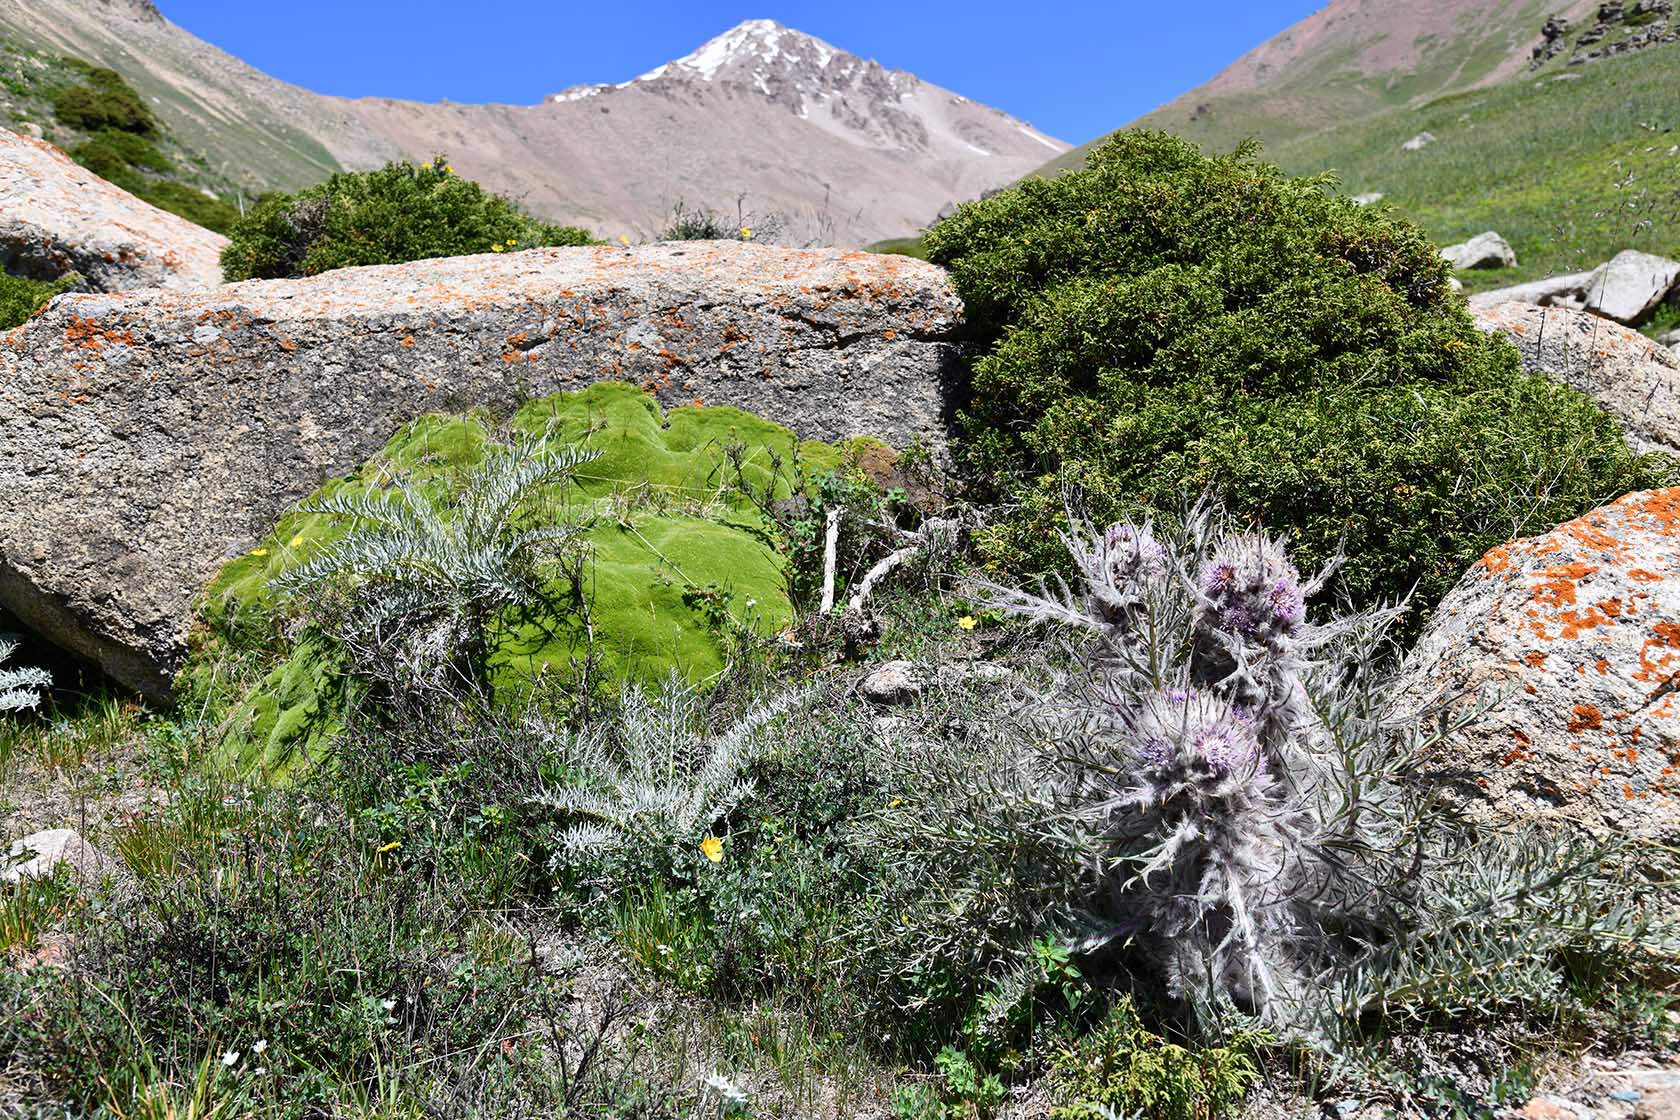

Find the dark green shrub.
[
  {"left": 133, "top": 179, "right": 240, "bottom": 235},
  {"left": 0, "top": 272, "right": 76, "bottom": 330},
  {"left": 50, "top": 66, "right": 155, "bottom": 136},
  {"left": 926, "top": 131, "right": 1666, "bottom": 632},
  {"left": 70, "top": 127, "right": 171, "bottom": 177},
  {"left": 221, "top": 156, "right": 595, "bottom": 280}
]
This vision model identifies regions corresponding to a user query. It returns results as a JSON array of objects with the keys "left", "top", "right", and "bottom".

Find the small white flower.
[
  {"left": 380, "top": 998, "right": 396, "bottom": 1011},
  {"left": 703, "top": 1072, "right": 749, "bottom": 1109},
  {"left": 254, "top": 1066, "right": 267, "bottom": 1076},
  {"left": 251, "top": 1039, "right": 268, "bottom": 1055},
  {"left": 221, "top": 1050, "right": 240, "bottom": 1067}
]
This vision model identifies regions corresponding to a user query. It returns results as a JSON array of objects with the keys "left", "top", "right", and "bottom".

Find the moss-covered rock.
[{"left": 187, "top": 382, "right": 841, "bottom": 771}]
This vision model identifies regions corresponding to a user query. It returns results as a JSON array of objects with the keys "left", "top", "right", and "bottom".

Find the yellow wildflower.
[
  {"left": 700, "top": 835, "right": 724, "bottom": 863},
  {"left": 492, "top": 243, "right": 504, "bottom": 253},
  {"left": 739, "top": 227, "right": 753, "bottom": 239},
  {"left": 288, "top": 535, "right": 304, "bottom": 548},
  {"left": 250, "top": 547, "right": 269, "bottom": 557},
  {"left": 378, "top": 840, "right": 401, "bottom": 853},
  {"left": 618, "top": 234, "right": 631, "bottom": 245},
  {"left": 890, "top": 797, "right": 903, "bottom": 808},
  {"left": 445, "top": 164, "right": 455, "bottom": 174},
  {"left": 957, "top": 615, "right": 977, "bottom": 631},
  {"left": 420, "top": 162, "right": 432, "bottom": 170}
]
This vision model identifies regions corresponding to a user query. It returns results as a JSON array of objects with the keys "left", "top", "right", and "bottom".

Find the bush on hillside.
[
  {"left": 925, "top": 131, "right": 1666, "bottom": 634},
  {"left": 50, "top": 65, "right": 155, "bottom": 136},
  {"left": 221, "top": 156, "right": 595, "bottom": 280}
]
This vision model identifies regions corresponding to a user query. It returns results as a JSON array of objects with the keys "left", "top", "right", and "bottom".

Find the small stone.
[
  {"left": 1519, "top": 1097, "right": 1578, "bottom": 1120},
  {"left": 1440, "top": 230, "right": 1518, "bottom": 270},
  {"left": 3, "top": 829, "right": 116, "bottom": 884},
  {"left": 861, "top": 660, "right": 921, "bottom": 705},
  {"left": 1402, "top": 131, "right": 1437, "bottom": 151},
  {"left": 1611, "top": 1090, "right": 1643, "bottom": 1103}
]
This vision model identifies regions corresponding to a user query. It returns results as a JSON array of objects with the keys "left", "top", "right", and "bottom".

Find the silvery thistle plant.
[{"left": 983, "top": 505, "right": 1424, "bottom": 1034}]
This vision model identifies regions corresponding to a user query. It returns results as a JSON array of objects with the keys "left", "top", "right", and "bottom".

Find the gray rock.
[
  {"left": 3, "top": 828, "right": 116, "bottom": 883},
  {"left": 1440, "top": 231, "right": 1518, "bottom": 270},
  {"left": 0, "top": 242, "right": 963, "bottom": 698},
  {"left": 1401, "top": 131, "right": 1436, "bottom": 151},
  {"left": 1468, "top": 270, "right": 1595, "bottom": 311},
  {"left": 0, "top": 129, "right": 225, "bottom": 291},
  {"left": 861, "top": 660, "right": 922, "bottom": 705},
  {"left": 1470, "top": 300, "right": 1680, "bottom": 456},
  {"left": 1582, "top": 249, "right": 1680, "bottom": 325},
  {"left": 1391, "top": 489, "right": 1680, "bottom": 842}
]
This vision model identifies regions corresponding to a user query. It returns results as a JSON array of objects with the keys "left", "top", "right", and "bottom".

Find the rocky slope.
[{"left": 0, "top": 3, "right": 1065, "bottom": 243}]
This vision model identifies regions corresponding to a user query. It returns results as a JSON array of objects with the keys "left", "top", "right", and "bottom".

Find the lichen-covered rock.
[
  {"left": 1393, "top": 489, "right": 1680, "bottom": 842},
  {"left": 0, "top": 130, "right": 225, "bottom": 291},
  {"left": 0, "top": 242, "right": 961, "bottom": 697},
  {"left": 1470, "top": 300, "right": 1680, "bottom": 457}
]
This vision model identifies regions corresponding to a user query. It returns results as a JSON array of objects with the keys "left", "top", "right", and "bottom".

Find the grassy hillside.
[
  {"left": 1, "top": 37, "right": 242, "bottom": 231},
  {"left": 1037, "top": 0, "right": 1565, "bottom": 179},
  {"left": 1267, "top": 43, "right": 1680, "bottom": 293},
  {"left": 0, "top": 6, "right": 348, "bottom": 197}
]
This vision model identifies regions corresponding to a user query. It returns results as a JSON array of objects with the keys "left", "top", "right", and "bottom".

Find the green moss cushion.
[{"left": 189, "top": 382, "right": 841, "bottom": 771}]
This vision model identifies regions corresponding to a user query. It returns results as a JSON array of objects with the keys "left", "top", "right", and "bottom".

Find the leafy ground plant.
[{"left": 0, "top": 635, "right": 50, "bottom": 712}]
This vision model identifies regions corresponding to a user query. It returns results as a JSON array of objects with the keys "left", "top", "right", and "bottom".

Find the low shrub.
[
  {"left": 659, "top": 198, "right": 781, "bottom": 244},
  {"left": 1048, "top": 997, "right": 1261, "bottom": 1120},
  {"left": 926, "top": 130, "right": 1666, "bottom": 637},
  {"left": 221, "top": 156, "right": 595, "bottom": 280}
]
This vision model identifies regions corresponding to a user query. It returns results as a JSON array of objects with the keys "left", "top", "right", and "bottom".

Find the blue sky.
[{"left": 153, "top": 1, "right": 1326, "bottom": 145}]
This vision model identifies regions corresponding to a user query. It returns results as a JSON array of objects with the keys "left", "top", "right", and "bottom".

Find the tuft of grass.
[{"left": 0, "top": 271, "right": 76, "bottom": 330}]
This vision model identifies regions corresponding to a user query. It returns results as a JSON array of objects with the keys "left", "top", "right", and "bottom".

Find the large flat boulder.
[
  {"left": 0, "top": 129, "right": 225, "bottom": 291},
  {"left": 1470, "top": 300, "right": 1680, "bottom": 457},
  {"left": 0, "top": 242, "right": 963, "bottom": 697},
  {"left": 1393, "top": 489, "right": 1680, "bottom": 842}
]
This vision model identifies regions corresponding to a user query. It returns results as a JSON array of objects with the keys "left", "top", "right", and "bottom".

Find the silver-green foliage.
[
  {"left": 859, "top": 506, "right": 1678, "bottom": 1047},
  {"left": 534, "top": 677, "right": 806, "bottom": 886},
  {"left": 0, "top": 636, "right": 50, "bottom": 713},
  {"left": 274, "top": 436, "right": 598, "bottom": 697}
]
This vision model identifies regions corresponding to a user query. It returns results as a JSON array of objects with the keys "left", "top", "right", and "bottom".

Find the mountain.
[
  {"left": 1035, "top": 0, "right": 1598, "bottom": 177},
  {"left": 0, "top": 3, "right": 1067, "bottom": 243}
]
